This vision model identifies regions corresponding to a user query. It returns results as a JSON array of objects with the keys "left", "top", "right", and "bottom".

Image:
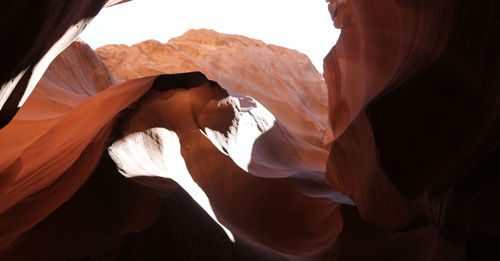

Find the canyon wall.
[
  {"left": 0, "top": 34, "right": 346, "bottom": 260},
  {"left": 324, "top": 0, "right": 500, "bottom": 259},
  {"left": 96, "top": 29, "right": 332, "bottom": 148},
  {"left": 0, "top": 0, "right": 130, "bottom": 128},
  {"left": 0, "top": 0, "right": 499, "bottom": 260}
]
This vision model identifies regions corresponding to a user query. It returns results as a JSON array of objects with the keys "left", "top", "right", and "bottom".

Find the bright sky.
[{"left": 80, "top": 0, "right": 339, "bottom": 73}]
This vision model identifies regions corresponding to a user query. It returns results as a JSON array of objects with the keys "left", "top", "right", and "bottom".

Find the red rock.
[
  {"left": 0, "top": 0, "right": 122, "bottom": 128},
  {"left": 0, "top": 40, "right": 130, "bottom": 249},
  {"left": 108, "top": 76, "right": 344, "bottom": 256},
  {"left": 0, "top": 41, "right": 346, "bottom": 259},
  {"left": 1, "top": 0, "right": 499, "bottom": 260},
  {"left": 324, "top": 0, "right": 500, "bottom": 259},
  {"left": 96, "top": 29, "right": 333, "bottom": 148}
]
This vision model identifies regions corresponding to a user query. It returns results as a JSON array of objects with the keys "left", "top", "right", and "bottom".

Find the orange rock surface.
[
  {"left": 96, "top": 29, "right": 333, "bottom": 148},
  {"left": 0, "top": 39, "right": 348, "bottom": 259},
  {"left": 0, "top": 39, "right": 127, "bottom": 249},
  {"left": 0, "top": 0, "right": 123, "bottom": 128},
  {"left": 1, "top": 0, "right": 499, "bottom": 260}
]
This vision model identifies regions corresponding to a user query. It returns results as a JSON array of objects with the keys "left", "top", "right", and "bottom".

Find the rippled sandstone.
[
  {"left": 0, "top": 0, "right": 499, "bottom": 260},
  {"left": 0, "top": 0, "right": 130, "bottom": 128},
  {"left": 324, "top": 0, "right": 500, "bottom": 259},
  {"left": 96, "top": 29, "right": 333, "bottom": 148},
  {"left": 0, "top": 37, "right": 347, "bottom": 260}
]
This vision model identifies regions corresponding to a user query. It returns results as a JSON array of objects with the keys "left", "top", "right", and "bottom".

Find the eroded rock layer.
[
  {"left": 0, "top": 0, "right": 499, "bottom": 260},
  {"left": 96, "top": 29, "right": 332, "bottom": 148},
  {"left": 0, "top": 40, "right": 347, "bottom": 260},
  {"left": 324, "top": 0, "right": 500, "bottom": 259},
  {"left": 0, "top": 0, "right": 113, "bottom": 128},
  {"left": 0, "top": 40, "right": 134, "bottom": 250},
  {"left": 0, "top": 0, "right": 132, "bottom": 128}
]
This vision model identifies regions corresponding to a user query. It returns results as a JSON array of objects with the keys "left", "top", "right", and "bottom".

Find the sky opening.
[{"left": 80, "top": 0, "right": 340, "bottom": 73}]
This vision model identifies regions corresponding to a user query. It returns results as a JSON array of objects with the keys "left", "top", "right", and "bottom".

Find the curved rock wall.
[
  {"left": 0, "top": 40, "right": 344, "bottom": 259},
  {"left": 96, "top": 29, "right": 333, "bottom": 148},
  {"left": 0, "top": 40, "right": 152, "bottom": 250},
  {"left": 325, "top": 0, "right": 500, "bottom": 259},
  {"left": 0, "top": 0, "right": 499, "bottom": 260}
]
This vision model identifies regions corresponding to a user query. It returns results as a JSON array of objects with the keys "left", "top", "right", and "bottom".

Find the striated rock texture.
[
  {"left": 0, "top": 40, "right": 349, "bottom": 260},
  {"left": 0, "top": 39, "right": 117, "bottom": 250},
  {"left": 0, "top": 0, "right": 130, "bottom": 129},
  {"left": 324, "top": 0, "right": 500, "bottom": 260},
  {"left": 96, "top": 29, "right": 332, "bottom": 148},
  {"left": 1, "top": 0, "right": 499, "bottom": 260}
]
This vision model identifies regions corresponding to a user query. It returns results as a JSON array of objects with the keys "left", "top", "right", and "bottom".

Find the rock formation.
[
  {"left": 0, "top": 0, "right": 499, "bottom": 260},
  {"left": 0, "top": 0, "right": 129, "bottom": 128},
  {"left": 96, "top": 29, "right": 332, "bottom": 148},
  {"left": 324, "top": 0, "right": 500, "bottom": 259},
  {"left": 0, "top": 34, "right": 349, "bottom": 260},
  {"left": 0, "top": 39, "right": 117, "bottom": 250}
]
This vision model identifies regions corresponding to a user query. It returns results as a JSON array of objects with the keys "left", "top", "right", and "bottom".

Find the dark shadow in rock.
[
  {"left": 0, "top": 0, "right": 110, "bottom": 129},
  {"left": 151, "top": 72, "right": 208, "bottom": 92},
  {"left": 118, "top": 176, "right": 286, "bottom": 261},
  {"left": 365, "top": 0, "right": 500, "bottom": 204},
  {"left": 465, "top": 237, "right": 500, "bottom": 261},
  {"left": 0, "top": 152, "right": 284, "bottom": 261}
]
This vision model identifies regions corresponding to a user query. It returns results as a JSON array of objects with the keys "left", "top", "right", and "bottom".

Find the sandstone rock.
[
  {"left": 324, "top": 0, "right": 500, "bottom": 259},
  {"left": 0, "top": 0, "right": 125, "bottom": 128},
  {"left": 0, "top": 40, "right": 124, "bottom": 249},
  {"left": 96, "top": 29, "right": 333, "bottom": 148},
  {"left": 0, "top": 41, "right": 347, "bottom": 259},
  {"left": 108, "top": 75, "right": 347, "bottom": 256},
  {"left": 1, "top": 0, "right": 499, "bottom": 260}
]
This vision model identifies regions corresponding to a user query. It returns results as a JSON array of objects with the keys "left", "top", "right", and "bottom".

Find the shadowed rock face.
[
  {"left": 324, "top": 0, "right": 500, "bottom": 259},
  {"left": 0, "top": 0, "right": 130, "bottom": 129},
  {"left": 0, "top": 40, "right": 346, "bottom": 259},
  {"left": 1, "top": 0, "right": 499, "bottom": 260},
  {"left": 0, "top": 0, "right": 108, "bottom": 128},
  {"left": 0, "top": 40, "right": 140, "bottom": 250}
]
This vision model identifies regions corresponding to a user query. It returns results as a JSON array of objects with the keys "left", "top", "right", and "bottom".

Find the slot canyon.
[{"left": 0, "top": 0, "right": 499, "bottom": 260}]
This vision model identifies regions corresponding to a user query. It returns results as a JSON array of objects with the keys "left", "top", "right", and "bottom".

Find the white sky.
[{"left": 80, "top": 0, "right": 339, "bottom": 73}]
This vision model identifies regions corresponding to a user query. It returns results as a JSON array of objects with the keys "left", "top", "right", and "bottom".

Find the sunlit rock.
[
  {"left": 108, "top": 76, "right": 349, "bottom": 256},
  {"left": 0, "top": 0, "right": 125, "bottom": 128},
  {"left": 96, "top": 29, "right": 333, "bottom": 148},
  {"left": 1, "top": 0, "right": 499, "bottom": 260},
  {"left": 0, "top": 40, "right": 135, "bottom": 250},
  {"left": 0, "top": 41, "right": 348, "bottom": 259}
]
